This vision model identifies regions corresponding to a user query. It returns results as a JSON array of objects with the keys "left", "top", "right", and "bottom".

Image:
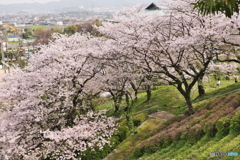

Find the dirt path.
[{"left": 148, "top": 111, "right": 175, "bottom": 121}]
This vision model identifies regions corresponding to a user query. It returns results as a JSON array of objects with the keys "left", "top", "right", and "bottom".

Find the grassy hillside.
[
  {"left": 104, "top": 79, "right": 240, "bottom": 160},
  {"left": 96, "top": 85, "right": 185, "bottom": 117},
  {"left": 132, "top": 90, "right": 240, "bottom": 159},
  {"left": 104, "top": 119, "right": 163, "bottom": 160},
  {"left": 98, "top": 77, "right": 240, "bottom": 117}
]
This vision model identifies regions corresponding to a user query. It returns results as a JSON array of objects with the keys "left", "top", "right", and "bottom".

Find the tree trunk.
[
  {"left": 145, "top": 85, "right": 151, "bottom": 102},
  {"left": 89, "top": 99, "right": 95, "bottom": 111},
  {"left": 69, "top": 108, "right": 76, "bottom": 127},
  {"left": 113, "top": 99, "right": 120, "bottom": 113},
  {"left": 69, "top": 96, "right": 79, "bottom": 127},
  {"left": 130, "top": 81, "right": 138, "bottom": 100},
  {"left": 198, "top": 78, "right": 205, "bottom": 97},
  {"left": 185, "top": 94, "right": 195, "bottom": 115},
  {"left": 110, "top": 91, "right": 119, "bottom": 113},
  {"left": 113, "top": 93, "right": 123, "bottom": 113},
  {"left": 134, "top": 90, "right": 138, "bottom": 100},
  {"left": 198, "top": 84, "right": 205, "bottom": 97},
  {"left": 125, "top": 93, "right": 133, "bottom": 129}
]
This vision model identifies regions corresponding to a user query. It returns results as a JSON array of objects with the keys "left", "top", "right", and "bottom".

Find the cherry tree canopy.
[
  {"left": 0, "top": 34, "right": 116, "bottom": 159},
  {"left": 99, "top": 0, "right": 239, "bottom": 114}
]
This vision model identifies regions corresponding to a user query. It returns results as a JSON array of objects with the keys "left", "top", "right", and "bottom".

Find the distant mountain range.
[{"left": 0, "top": 0, "right": 153, "bottom": 12}]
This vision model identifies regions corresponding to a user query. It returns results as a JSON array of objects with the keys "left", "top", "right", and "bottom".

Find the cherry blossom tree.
[
  {"left": 99, "top": 0, "right": 236, "bottom": 114},
  {"left": 99, "top": 38, "right": 155, "bottom": 112},
  {"left": 0, "top": 34, "right": 116, "bottom": 159},
  {"left": 99, "top": 51, "right": 133, "bottom": 113},
  {"left": 217, "top": 40, "right": 240, "bottom": 64},
  {"left": 207, "top": 61, "right": 239, "bottom": 79}
]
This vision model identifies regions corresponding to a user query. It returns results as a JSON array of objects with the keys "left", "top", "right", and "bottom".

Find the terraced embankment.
[{"left": 133, "top": 91, "right": 240, "bottom": 160}]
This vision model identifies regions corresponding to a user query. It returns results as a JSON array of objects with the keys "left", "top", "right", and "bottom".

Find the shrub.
[
  {"left": 133, "top": 146, "right": 145, "bottom": 158},
  {"left": 161, "top": 136, "right": 173, "bottom": 148},
  {"left": 109, "top": 136, "right": 121, "bottom": 148},
  {"left": 180, "top": 131, "right": 188, "bottom": 140},
  {"left": 78, "top": 129, "right": 126, "bottom": 159},
  {"left": 132, "top": 112, "right": 148, "bottom": 127},
  {"left": 133, "top": 135, "right": 173, "bottom": 158},
  {"left": 203, "top": 122, "right": 217, "bottom": 137},
  {"left": 78, "top": 144, "right": 113, "bottom": 160},
  {"left": 216, "top": 117, "right": 230, "bottom": 138},
  {"left": 117, "top": 125, "right": 130, "bottom": 141},
  {"left": 230, "top": 118, "right": 240, "bottom": 134},
  {"left": 230, "top": 109, "right": 240, "bottom": 134},
  {"left": 187, "top": 124, "right": 205, "bottom": 143},
  {"left": 126, "top": 115, "right": 134, "bottom": 130},
  {"left": 16, "top": 60, "right": 28, "bottom": 69},
  {"left": 144, "top": 143, "right": 161, "bottom": 154}
]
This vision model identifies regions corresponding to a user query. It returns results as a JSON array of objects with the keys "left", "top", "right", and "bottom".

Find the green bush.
[
  {"left": 78, "top": 144, "right": 113, "bottom": 160},
  {"left": 132, "top": 112, "right": 148, "bottom": 127},
  {"left": 133, "top": 146, "right": 145, "bottom": 158},
  {"left": 161, "top": 136, "right": 173, "bottom": 148},
  {"left": 134, "top": 136, "right": 172, "bottom": 158},
  {"left": 117, "top": 125, "right": 130, "bottom": 141},
  {"left": 230, "top": 109, "right": 240, "bottom": 134},
  {"left": 109, "top": 136, "right": 121, "bottom": 148},
  {"left": 187, "top": 124, "right": 205, "bottom": 143},
  {"left": 77, "top": 136, "right": 121, "bottom": 160},
  {"left": 180, "top": 131, "right": 188, "bottom": 140},
  {"left": 144, "top": 143, "right": 161, "bottom": 154},
  {"left": 216, "top": 117, "right": 230, "bottom": 138},
  {"left": 204, "top": 122, "right": 217, "bottom": 137},
  {"left": 230, "top": 119, "right": 240, "bottom": 134},
  {"left": 16, "top": 60, "right": 28, "bottom": 69},
  {"left": 125, "top": 115, "right": 134, "bottom": 130}
]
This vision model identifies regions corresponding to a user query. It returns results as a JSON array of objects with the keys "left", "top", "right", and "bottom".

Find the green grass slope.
[
  {"left": 104, "top": 119, "right": 163, "bottom": 160},
  {"left": 101, "top": 78, "right": 240, "bottom": 160},
  {"left": 131, "top": 90, "right": 240, "bottom": 160},
  {"left": 97, "top": 85, "right": 185, "bottom": 117}
]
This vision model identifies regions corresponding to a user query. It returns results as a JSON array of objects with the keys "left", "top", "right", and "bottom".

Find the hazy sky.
[
  {"left": 0, "top": 0, "right": 60, "bottom": 5},
  {"left": 0, "top": 0, "right": 154, "bottom": 4}
]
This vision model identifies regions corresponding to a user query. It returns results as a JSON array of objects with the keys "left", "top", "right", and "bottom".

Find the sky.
[
  {"left": 0, "top": 0, "right": 60, "bottom": 5},
  {"left": 0, "top": 0, "right": 154, "bottom": 5}
]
